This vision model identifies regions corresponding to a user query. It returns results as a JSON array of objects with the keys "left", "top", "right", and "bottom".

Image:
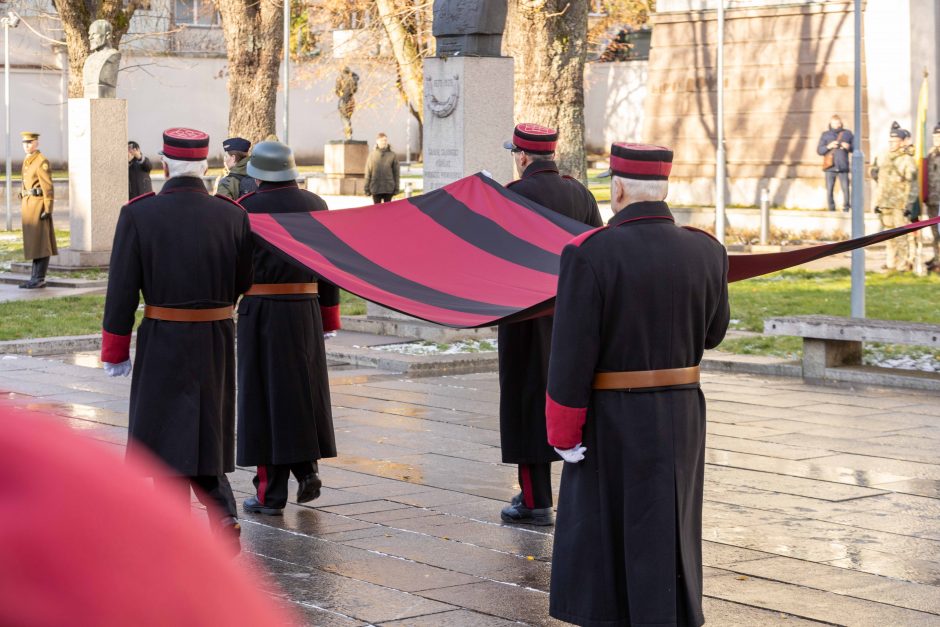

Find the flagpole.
[{"left": 850, "top": 0, "right": 864, "bottom": 318}]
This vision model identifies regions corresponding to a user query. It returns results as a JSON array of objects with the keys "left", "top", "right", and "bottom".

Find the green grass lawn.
[
  {"left": 722, "top": 268, "right": 940, "bottom": 359},
  {"left": 0, "top": 290, "right": 368, "bottom": 341}
]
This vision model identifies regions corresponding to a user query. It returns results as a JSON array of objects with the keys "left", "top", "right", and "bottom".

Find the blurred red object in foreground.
[{"left": 0, "top": 402, "right": 296, "bottom": 627}]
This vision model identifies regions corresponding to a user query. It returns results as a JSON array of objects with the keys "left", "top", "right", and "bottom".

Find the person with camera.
[
  {"left": 127, "top": 141, "right": 153, "bottom": 199},
  {"left": 816, "top": 115, "right": 853, "bottom": 212}
]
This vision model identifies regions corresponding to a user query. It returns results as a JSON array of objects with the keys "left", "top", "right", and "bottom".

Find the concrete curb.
[
  {"left": 0, "top": 333, "right": 103, "bottom": 356},
  {"left": 0, "top": 272, "right": 108, "bottom": 289}
]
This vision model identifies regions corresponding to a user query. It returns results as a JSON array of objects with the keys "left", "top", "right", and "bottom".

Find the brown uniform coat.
[{"left": 20, "top": 151, "right": 57, "bottom": 260}]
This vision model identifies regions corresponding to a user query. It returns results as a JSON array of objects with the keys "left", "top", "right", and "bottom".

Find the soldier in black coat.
[
  {"left": 498, "top": 123, "right": 603, "bottom": 525},
  {"left": 102, "top": 128, "right": 254, "bottom": 553},
  {"left": 546, "top": 143, "right": 729, "bottom": 626},
  {"left": 236, "top": 142, "right": 340, "bottom": 516}
]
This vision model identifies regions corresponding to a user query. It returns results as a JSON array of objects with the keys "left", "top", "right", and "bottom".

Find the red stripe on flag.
[
  {"left": 445, "top": 176, "right": 579, "bottom": 252},
  {"left": 249, "top": 213, "right": 498, "bottom": 327},
  {"left": 316, "top": 200, "right": 558, "bottom": 307}
]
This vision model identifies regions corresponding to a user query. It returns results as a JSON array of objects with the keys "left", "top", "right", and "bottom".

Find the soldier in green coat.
[
  {"left": 214, "top": 137, "right": 256, "bottom": 200},
  {"left": 872, "top": 124, "right": 918, "bottom": 271}
]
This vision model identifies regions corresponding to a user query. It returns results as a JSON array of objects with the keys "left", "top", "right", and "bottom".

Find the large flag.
[
  {"left": 249, "top": 173, "right": 940, "bottom": 329},
  {"left": 916, "top": 71, "right": 930, "bottom": 215}
]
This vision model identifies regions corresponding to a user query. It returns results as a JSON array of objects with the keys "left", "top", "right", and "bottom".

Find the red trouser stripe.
[
  {"left": 519, "top": 465, "right": 535, "bottom": 509},
  {"left": 257, "top": 466, "right": 268, "bottom": 505}
]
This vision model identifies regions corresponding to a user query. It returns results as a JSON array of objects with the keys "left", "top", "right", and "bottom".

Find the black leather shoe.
[
  {"left": 18, "top": 279, "right": 33, "bottom": 289},
  {"left": 500, "top": 503, "right": 554, "bottom": 526},
  {"left": 243, "top": 496, "right": 284, "bottom": 516},
  {"left": 22, "top": 279, "right": 46, "bottom": 289},
  {"left": 510, "top": 492, "right": 523, "bottom": 507},
  {"left": 296, "top": 472, "right": 322, "bottom": 503}
]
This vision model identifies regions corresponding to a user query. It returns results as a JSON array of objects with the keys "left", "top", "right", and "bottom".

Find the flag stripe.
[
  {"left": 249, "top": 213, "right": 498, "bottom": 326},
  {"left": 309, "top": 196, "right": 560, "bottom": 306},
  {"left": 267, "top": 211, "right": 520, "bottom": 318}
]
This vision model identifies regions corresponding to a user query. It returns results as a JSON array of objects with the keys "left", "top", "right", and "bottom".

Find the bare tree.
[
  {"left": 216, "top": 0, "right": 284, "bottom": 142},
  {"left": 374, "top": 0, "right": 426, "bottom": 125},
  {"left": 50, "top": 0, "right": 148, "bottom": 98},
  {"left": 505, "top": 0, "right": 590, "bottom": 181}
]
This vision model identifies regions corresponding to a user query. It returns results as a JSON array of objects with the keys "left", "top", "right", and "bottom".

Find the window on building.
[{"left": 175, "top": 0, "right": 220, "bottom": 26}]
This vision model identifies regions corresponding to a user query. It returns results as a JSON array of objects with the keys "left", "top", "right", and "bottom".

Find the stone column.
[
  {"left": 423, "top": 55, "right": 514, "bottom": 191},
  {"left": 56, "top": 98, "right": 128, "bottom": 268}
]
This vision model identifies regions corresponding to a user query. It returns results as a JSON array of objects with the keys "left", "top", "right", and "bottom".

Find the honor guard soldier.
[
  {"left": 545, "top": 143, "right": 729, "bottom": 626},
  {"left": 235, "top": 141, "right": 340, "bottom": 515},
  {"left": 497, "top": 123, "right": 603, "bottom": 525},
  {"left": 872, "top": 123, "right": 918, "bottom": 271},
  {"left": 101, "top": 128, "right": 254, "bottom": 553},
  {"left": 924, "top": 123, "right": 940, "bottom": 272},
  {"left": 19, "top": 132, "right": 56, "bottom": 289}
]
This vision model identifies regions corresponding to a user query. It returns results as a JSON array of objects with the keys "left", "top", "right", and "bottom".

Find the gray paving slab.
[{"left": 4, "top": 356, "right": 940, "bottom": 625}]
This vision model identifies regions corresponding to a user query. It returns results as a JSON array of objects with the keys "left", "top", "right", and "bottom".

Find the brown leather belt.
[
  {"left": 593, "top": 366, "right": 700, "bottom": 390},
  {"left": 143, "top": 305, "right": 233, "bottom": 322},
  {"left": 243, "top": 282, "right": 318, "bottom": 296}
]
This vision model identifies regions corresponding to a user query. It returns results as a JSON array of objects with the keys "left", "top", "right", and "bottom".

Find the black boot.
[{"left": 22, "top": 257, "right": 49, "bottom": 289}]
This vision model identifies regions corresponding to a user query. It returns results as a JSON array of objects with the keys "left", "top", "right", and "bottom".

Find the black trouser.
[
  {"left": 825, "top": 170, "right": 850, "bottom": 212},
  {"left": 157, "top": 474, "right": 238, "bottom": 522},
  {"left": 253, "top": 461, "right": 317, "bottom": 509},
  {"left": 372, "top": 193, "right": 394, "bottom": 204},
  {"left": 30, "top": 257, "right": 49, "bottom": 281},
  {"left": 518, "top": 462, "right": 553, "bottom": 509}
]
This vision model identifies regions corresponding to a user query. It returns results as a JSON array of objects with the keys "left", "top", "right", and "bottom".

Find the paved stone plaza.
[{"left": 1, "top": 352, "right": 939, "bottom": 626}]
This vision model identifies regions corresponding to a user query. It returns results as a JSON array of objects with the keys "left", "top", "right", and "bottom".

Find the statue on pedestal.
[
  {"left": 335, "top": 66, "right": 359, "bottom": 141},
  {"left": 433, "top": 0, "right": 507, "bottom": 57},
  {"left": 82, "top": 20, "right": 121, "bottom": 99}
]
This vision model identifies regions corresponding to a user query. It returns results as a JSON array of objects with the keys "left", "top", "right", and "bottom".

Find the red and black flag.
[{"left": 248, "top": 173, "right": 940, "bottom": 329}]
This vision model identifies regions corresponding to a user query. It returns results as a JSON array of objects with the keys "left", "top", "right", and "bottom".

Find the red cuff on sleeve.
[
  {"left": 320, "top": 304, "right": 341, "bottom": 333},
  {"left": 101, "top": 329, "right": 131, "bottom": 364},
  {"left": 546, "top": 392, "right": 587, "bottom": 449}
]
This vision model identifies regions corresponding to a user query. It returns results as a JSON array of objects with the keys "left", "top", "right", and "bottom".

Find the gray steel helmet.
[{"left": 246, "top": 141, "right": 299, "bottom": 182}]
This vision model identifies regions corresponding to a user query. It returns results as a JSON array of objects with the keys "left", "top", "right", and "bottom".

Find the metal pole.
[
  {"left": 283, "top": 0, "right": 290, "bottom": 144},
  {"left": 759, "top": 187, "right": 770, "bottom": 246},
  {"left": 715, "top": 0, "right": 726, "bottom": 245},
  {"left": 4, "top": 18, "right": 11, "bottom": 232},
  {"left": 850, "top": 0, "right": 865, "bottom": 317}
]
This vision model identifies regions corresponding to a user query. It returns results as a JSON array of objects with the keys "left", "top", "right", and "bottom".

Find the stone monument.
[
  {"left": 359, "top": 0, "right": 513, "bottom": 336},
  {"left": 308, "top": 66, "right": 369, "bottom": 196},
  {"left": 55, "top": 19, "right": 127, "bottom": 268},
  {"left": 422, "top": 0, "right": 513, "bottom": 191}
]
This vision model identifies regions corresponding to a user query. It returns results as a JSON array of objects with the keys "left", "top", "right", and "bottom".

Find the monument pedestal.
[
  {"left": 307, "top": 140, "right": 369, "bottom": 196},
  {"left": 422, "top": 56, "right": 514, "bottom": 191},
  {"left": 55, "top": 98, "right": 128, "bottom": 268}
]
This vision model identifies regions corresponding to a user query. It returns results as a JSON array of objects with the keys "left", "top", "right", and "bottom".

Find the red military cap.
[
  {"left": 160, "top": 127, "right": 210, "bottom": 161},
  {"left": 600, "top": 142, "right": 673, "bottom": 180},
  {"left": 503, "top": 123, "right": 558, "bottom": 155}
]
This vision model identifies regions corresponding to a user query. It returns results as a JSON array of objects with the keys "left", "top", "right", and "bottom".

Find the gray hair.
[
  {"left": 163, "top": 157, "right": 208, "bottom": 179},
  {"left": 613, "top": 176, "right": 668, "bottom": 203}
]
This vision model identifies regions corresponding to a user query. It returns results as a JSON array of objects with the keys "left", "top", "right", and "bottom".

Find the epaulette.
[
  {"left": 681, "top": 225, "right": 721, "bottom": 244},
  {"left": 234, "top": 190, "right": 257, "bottom": 204},
  {"left": 124, "top": 191, "right": 155, "bottom": 206},
  {"left": 215, "top": 193, "right": 246, "bottom": 209},
  {"left": 567, "top": 226, "right": 608, "bottom": 248}
]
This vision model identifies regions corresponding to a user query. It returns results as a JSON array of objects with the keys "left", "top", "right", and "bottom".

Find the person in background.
[
  {"left": 924, "top": 123, "right": 940, "bottom": 272},
  {"left": 19, "top": 131, "right": 55, "bottom": 290},
  {"left": 364, "top": 132, "right": 400, "bottom": 203},
  {"left": 215, "top": 137, "right": 256, "bottom": 200},
  {"left": 871, "top": 123, "right": 918, "bottom": 272},
  {"left": 816, "top": 115, "right": 853, "bottom": 212},
  {"left": 128, "top": 141, "right": 153, "bottom": 199}
]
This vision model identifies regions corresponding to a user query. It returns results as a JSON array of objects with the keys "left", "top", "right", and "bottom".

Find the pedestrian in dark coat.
[
  {"left": 101, "top": 128, "right": 254, "bottom": 553},
  {"left": 127, "top": 140, "right": 153, "bottom": 199},
  {"left": 497, "top": 123, "right": 603, "bottom": 526},
  {"left": 816, "top": 115, "right": 854, "bottom": 212},
  {"left": 364, "top": 132, "right": 400, "bottom": 203},
  {"left": 236, "top": 141, "right": 340, "bottom": 516},
  {"left": 546, "top": 143, "right": 729, "bottom": 627}
]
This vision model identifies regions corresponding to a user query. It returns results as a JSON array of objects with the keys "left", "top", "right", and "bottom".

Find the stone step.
[
  {"left": 341, "top": 315, "right": 496, "bottom": 343},
  {"left": 0, "top": 272, "right": 108, "bottom": 289}
]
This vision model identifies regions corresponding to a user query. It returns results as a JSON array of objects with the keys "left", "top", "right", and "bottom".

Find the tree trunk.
[
  {"left": 217, "top": 0, "right": 284, "bottom": 142},
  {"left": 375, "top": 0, "right": 424, "bottom": 125},
  {"left": 52, "top": 0, "right": 145, "bottom": 98},
  {"left": 506, "top": 0, "right": 588, "bottom": 181}
]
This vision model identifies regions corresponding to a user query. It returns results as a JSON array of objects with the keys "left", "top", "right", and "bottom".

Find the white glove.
[
  {"left": 103, "top": 360, "right": 132, "bottom": 377},
  {"left": 323, "top": 331, "right": 337, "bottom": 340},
  {"left": 554, "top": 444, "right": 586, "bottom": 463}
]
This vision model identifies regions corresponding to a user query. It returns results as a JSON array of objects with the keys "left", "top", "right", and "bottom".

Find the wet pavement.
[{"left": 1, "top": 351, "right": 939, "bottom": 625}]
